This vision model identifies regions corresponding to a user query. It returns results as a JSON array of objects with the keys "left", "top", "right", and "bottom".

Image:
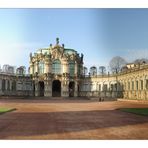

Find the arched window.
[
  {"left": 7, "top": 80, "right": 10, "bottom": 91},
  {"left": 39, "top": 61, "right": 44, "bottom": 74},
  {"left": 69, "top": 61, "right": 75, "bottom": 76},
  {"left": 52, "top": 60, "right": 61, "bottom": 74},
  {"left": 12, "top": 80, "right": 16, "bottom": 91},
  {"left": 2, "top": 79, "right": 5, "bottom": 91}
]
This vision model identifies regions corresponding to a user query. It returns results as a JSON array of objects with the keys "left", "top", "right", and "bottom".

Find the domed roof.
[{"left": 64, "top": 48, "right": 76, "bottom": 54}]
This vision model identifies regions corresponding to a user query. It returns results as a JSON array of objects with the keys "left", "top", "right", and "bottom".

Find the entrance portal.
[
  {"left": 39, "top": 81, "right": 44, "bottom": 96},
  {"left": 69, "top": 81, "right": 75, "bottom": 97},
  {"left": 52, "top": 80, "right": 61, "bottom": 97}
]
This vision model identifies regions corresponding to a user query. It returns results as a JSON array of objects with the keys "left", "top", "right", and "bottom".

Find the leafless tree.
[
  {"left": 133, "top": 58, "right": 148, "bottom": 64},
  {"left": 109, "top": 56, "right": 127, "bottom": 73},
  {"left": 99, "top": 66, "right": 106, "bottom": 75},
  {"left": 89, "top": 66, "right": 97, "bottom": 76},
  {"left": 16, "top": 66, "right": 26, "bottom": 75}
]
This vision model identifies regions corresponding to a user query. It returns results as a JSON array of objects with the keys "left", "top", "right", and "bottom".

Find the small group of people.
[{"left": 99, "top": 97, "right": 104, "bottom": 102}]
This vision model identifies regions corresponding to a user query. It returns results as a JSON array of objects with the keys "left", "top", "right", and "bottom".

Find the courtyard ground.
[{"left": 0, "top": 97, "right": 148, "bottom": 139}]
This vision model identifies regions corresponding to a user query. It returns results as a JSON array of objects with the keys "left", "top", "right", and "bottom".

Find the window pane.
[
  {"left": 39, "top": 61, "right": 44, "bottom": 74},
  {"left": 52, "top": 60, "right": 61, "bottom": 74},
  {"left": 69, "top": 61, "right": 75, "bottom": 76}
]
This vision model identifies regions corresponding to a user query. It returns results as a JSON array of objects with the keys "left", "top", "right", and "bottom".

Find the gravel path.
[{"left": 0, "top": 98, "right": 148, "bottom": 139}]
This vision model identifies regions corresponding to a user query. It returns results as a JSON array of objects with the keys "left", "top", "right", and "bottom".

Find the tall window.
[
  {"left": 69, "top": 61, "right": 75, "bottom": 76},
  {"left": 32, "top": 65, "right": 34, "bottom": 74},
  {"left": 132, "top": 81, "right": 134, "bottom": 90},
  {"left": 146, "top": 80, "right": 148, "bottom": 90},
  {"left": 99, "top": 84, "right": 101, "bottom": 91},
  {"left": 39, "top": 61, "right": 44, "bottom": 74},
  {"left": 136, "top": 81, "right": 138, "bottom": 90},
  {"left": 141, "top": 80, "right": 143, "bottom": 90},
  {"left": 12, "top": 80, "right": 16, "bottom": 91},
  {"left": 103, "top": 84, "right": 107, "bottom": 91},
  {"left": 110, "top": 84, "right": 113, "bottom": 91},
  {"left": 2, "top": 79, "right": 5, "bottom": 91},
  {"left": 52, "top": 60, "right": 61, "bottom": 74},
  {"left": 115, "top": 83, "right": 117, "bottom": 91},
  {"left": 7, "top": 80, "right": 10, "bottom": 91}
]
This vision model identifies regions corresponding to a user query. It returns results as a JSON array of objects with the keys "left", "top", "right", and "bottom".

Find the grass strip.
[
  {"left": 0, "top": 108, "right": 16, "bottom": 114},
  {"left": 119, "top": 108, "right": 148, "bottom": 116}
]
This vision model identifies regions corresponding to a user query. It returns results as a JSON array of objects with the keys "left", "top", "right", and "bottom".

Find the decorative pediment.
[
  {"left": 50, "top": 38, "right": 65, "bottom": 59},
  {"left": 51, "top": 49, "right": 60, "bottom": 59}
]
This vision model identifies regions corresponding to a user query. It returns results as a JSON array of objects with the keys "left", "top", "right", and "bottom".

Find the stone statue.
[
  {"left": 56, "top": 38, "right": 59, "bottom": 44},
  {"left": 81, "top": 53, "right": 84, "bottom": 62}
]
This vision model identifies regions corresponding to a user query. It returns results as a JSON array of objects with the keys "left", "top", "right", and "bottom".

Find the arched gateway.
[
  {"left": 52, "top": 80, "right": 61, "bottom": 97},
  {"left": 69, "top": 81, "right": 75, "bottom": 97},
  {"left": 39, "top": 81, "right": 44, "bottom": 96}
]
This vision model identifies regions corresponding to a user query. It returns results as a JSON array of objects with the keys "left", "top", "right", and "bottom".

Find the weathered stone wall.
[
  {"left": 79, "top": 64, "right": 148, "bottom": 100},
  {"left": 0, "top": 63, "right": 147, "bottom": 100},
  {"left": 0, "top": 73, "right": 33, "bottom": 97}
]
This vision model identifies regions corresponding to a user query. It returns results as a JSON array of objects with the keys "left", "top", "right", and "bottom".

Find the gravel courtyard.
[{"left": 0, "top": 98, "right": 148, "bottom": 139}]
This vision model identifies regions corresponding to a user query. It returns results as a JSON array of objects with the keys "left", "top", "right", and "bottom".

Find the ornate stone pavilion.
[
  {"left": 29, "top": 38, "right": 83, "bottom": 97},
  {"left": 0, "top": 38, "right": 148, "bottom": 100}
]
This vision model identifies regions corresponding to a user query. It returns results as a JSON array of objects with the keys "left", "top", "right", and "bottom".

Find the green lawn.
[
  {"left": 119, "top": 108, "right": 148, "bottom": 116},
  {"left": 0, "top": 108, "right": 16, "bottom": 114}
]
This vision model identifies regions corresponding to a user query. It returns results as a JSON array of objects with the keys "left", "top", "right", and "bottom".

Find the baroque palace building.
[
  {"left": 0, "top": 38, "right": 148, "bottom": 100},
  {"left": 29, "top": 38, "right": 83, "bottom": 97}
]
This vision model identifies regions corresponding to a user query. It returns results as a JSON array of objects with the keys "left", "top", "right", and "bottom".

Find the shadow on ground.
[
  {"left": 0, "top": 109, "right": 148, "bottom": 139},
  {"left": 0, "top": 97, "right": 94, "bottom": 104}
]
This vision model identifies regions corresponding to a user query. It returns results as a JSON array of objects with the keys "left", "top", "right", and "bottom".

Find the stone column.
[
  {"left": 44, "top": 80, "right": 52, "bottom": 97},
  {"left": 35, "top": 81, "right": 39, "bottom": 96},
  {"left": 61, "top": 77, "right": 69, "bottom": 97},
  {"left": 35, "top": 61, "right": 39, "bottom": 73},
  {"left": 29, "top": 62, "right": 34, "bottom": 74},
  {"left": 75, "top": 62, "right": 78, "bottom": 76},
  {"left": 62, "top": 61, "right": 69, "bottom": 74},
  {"left": 74, "top": 80, "right": 78, "bottom": 97},
  {"left": 44, "top": 60, "right": 49, "bottom": 73}
]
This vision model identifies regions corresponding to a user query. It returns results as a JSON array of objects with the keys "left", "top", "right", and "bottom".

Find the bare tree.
[
  {"left": 99, "top": 66, "right": 106, "bottom": 75},
  {"left": 16, "top": 66, "right": 26, "bottom": 75},
  {"left": 89, "top": 66, "right": 97, "bottom": 76},
  {"left": 109, "top": 56, "right": 127, "bottom": 73},
  {"left": 133, "top": 58, "right": 148, "bottom": 64}
]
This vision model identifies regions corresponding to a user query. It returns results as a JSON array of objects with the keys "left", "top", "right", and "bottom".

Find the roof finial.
[
  {"left": 56, "top": 37, "right": 59, "bottom": 44},
  {"left": 62, "top": 44, "right": 64, "bottom": 48}
]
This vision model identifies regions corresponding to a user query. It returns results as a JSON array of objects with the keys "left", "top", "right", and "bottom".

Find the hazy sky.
[{"left": 0, "top": 9, "right": 148, "bottom": 70}]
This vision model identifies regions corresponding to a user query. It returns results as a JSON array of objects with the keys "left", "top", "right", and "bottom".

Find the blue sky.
[{"left": 0, "top": 9, "right": 148, "bottom": 71}]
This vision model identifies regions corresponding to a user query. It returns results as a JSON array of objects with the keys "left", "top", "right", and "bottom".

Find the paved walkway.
[{"left": 0, "top": 98, "right": 148, "bottom": 139}]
